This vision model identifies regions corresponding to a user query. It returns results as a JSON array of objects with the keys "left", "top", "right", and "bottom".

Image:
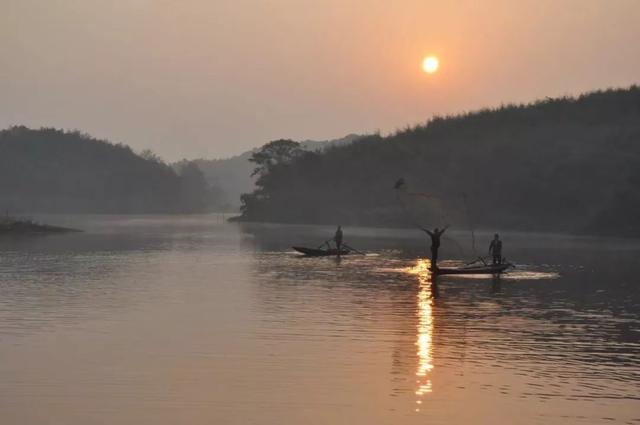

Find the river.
[{"left": 0, "top": 215, "right": 638, "bottom": 424}]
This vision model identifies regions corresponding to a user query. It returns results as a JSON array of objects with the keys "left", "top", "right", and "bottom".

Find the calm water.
[{"left": 0, "top": 215, "right": 639, "bottom": 424}]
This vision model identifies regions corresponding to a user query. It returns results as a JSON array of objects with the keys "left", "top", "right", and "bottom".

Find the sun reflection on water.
[{"left": 412, "top": 259, "right": 434, "bottom": 412}]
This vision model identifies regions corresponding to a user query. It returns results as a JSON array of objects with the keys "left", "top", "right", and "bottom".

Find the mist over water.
[{"left": 0, "top": 215, "right": 638, "bottom": 424}]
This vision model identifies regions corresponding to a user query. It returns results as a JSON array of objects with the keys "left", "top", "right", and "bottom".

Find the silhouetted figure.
[
  {"left": 334, "top": 225, "right": 343, "bottom": 251},
  {"left": 393, "top": 177, "right": 406, "bottom": 190},
  {"left": 421, "top": 225, "right": 449, "bottom": 269},
  {"left": 489, "top": 233, "right": 502, "bottom": 265}
]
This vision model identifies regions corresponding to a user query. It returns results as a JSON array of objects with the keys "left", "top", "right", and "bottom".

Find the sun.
[{"left": 422, "top": 56, "right": 439, "bottom": 74}]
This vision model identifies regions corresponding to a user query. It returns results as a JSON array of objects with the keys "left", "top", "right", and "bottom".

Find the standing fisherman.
[
  {"left": 489, "top": 233, "right": 503, "bottom": 265},
  {"left": 334, "top": 225, "right": 343, "bottom": 252},
  {"left": 421, "top": 225, "right": 449, "bottom": 269}
]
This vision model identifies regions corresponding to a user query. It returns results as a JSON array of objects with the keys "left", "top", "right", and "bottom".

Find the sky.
[{"left": 1, "top": 0, "right": 639, "bottom": 160}]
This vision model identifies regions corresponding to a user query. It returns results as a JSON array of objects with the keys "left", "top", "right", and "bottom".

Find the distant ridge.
[{"left": 174, "top": 134, "right": 362, "bottom": 208}]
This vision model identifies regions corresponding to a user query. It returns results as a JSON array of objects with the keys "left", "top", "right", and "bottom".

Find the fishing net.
[{"left": 394, "top": 178, "right": 478, "bottom": 258}]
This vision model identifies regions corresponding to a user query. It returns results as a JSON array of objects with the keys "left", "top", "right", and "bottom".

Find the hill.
[
  {"left": 237, "top": 86, "right": 640, "bottom": 237},
  {"left": 0, "top": 127, "right": 217, "bottom": 214},
  {"left": 177, "top": 134, "right": 361, "bottom": 209}
]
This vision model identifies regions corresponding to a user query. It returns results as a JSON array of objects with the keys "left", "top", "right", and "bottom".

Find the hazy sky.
[{"left": 1, "top": 0, "right": 639, "bottom": 160}]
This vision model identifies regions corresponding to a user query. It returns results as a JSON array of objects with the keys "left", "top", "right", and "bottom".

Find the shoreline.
[{"left": 0, "top": 216, "right": 82, "bottom": 235}]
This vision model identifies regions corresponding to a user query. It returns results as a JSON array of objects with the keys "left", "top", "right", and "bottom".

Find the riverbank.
[{"left": 0, "top": 216, "right": 81, "bottom": 234}]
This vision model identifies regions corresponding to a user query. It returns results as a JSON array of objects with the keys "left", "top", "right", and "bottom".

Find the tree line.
[
  {"left": 237, "top": 86, "right": 640, "bottom": 237},
  {"left": 0, "top": 126, "right": 221, "bottom": 214}
]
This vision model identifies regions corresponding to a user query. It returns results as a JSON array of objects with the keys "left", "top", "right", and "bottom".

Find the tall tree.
[{"left": 249, "top": 139, "right": 303, "bottom": 177}]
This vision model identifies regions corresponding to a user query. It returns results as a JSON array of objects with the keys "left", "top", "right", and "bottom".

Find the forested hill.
[
  {"left": 178, "top": 134, "right": 361, "bottom": 209},
  {"left": 238, "top": 86, "right": 640, "bottom": 236},
  {"left": 0, "top": 127, "right": 218, "bottom": 214}
]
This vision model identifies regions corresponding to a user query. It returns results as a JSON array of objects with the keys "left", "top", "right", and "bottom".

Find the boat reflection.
[{"left": 408, "top": 259, "right": 435, "bottom": 412}]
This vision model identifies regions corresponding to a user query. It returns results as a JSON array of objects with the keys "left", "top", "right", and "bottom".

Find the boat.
[
  {"left": 432, "top": 262, "right": 512, "bottom": 275},
  {"left": 292, "top": 246, "right": 351, "bottom": 257}
]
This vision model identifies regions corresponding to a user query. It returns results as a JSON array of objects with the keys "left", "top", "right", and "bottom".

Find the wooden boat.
[
  {"left": 433, "top": 262, "right": 512, "bottom": 275},
  {"left": 292, "top": 246, "right": 350, "bottom": 257}
]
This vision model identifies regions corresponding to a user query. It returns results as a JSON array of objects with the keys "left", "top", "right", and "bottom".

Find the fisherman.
[
  {"left": 334, "top": 225, "right": 343, "bottom": 251},
  {"left": 421, "top": 225, "right": 449, "bottom": 269},
  {"left": 489, "top": 233, "right": 502, "bottom": 265}
]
